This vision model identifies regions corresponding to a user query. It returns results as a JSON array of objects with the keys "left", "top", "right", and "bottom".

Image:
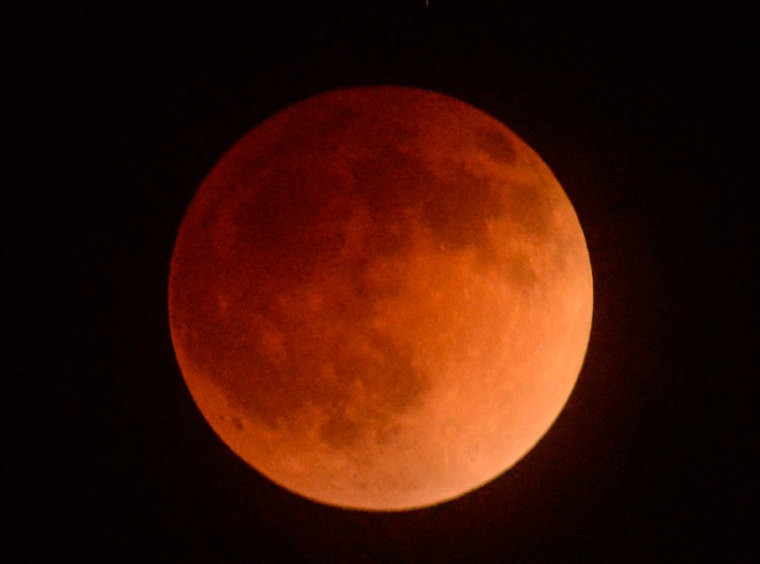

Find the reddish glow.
[{"left": 169, "top": 86, "right": 593, "bottom": 510}]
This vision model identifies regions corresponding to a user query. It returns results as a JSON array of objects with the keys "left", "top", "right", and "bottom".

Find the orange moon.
[{"left": 169, "top": 86, "right": 593, "bottom": 511}]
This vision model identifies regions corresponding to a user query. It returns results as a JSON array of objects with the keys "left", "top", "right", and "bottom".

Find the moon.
[{"left": 168, "top": 86, "right": 593, "bottom": 511}]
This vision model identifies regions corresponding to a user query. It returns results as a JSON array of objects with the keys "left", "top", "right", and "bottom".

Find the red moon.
[{"left": 169, "top": 86, "right": 593, "bottom": 511}]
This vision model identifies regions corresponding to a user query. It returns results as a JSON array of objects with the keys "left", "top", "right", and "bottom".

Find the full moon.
[{"left": 169, "top": 86, "right": 593, "bottom": 511}]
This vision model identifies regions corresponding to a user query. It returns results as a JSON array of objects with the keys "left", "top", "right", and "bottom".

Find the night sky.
[{"left": 11, "top": 4, "right": 755, "bottom": 561}]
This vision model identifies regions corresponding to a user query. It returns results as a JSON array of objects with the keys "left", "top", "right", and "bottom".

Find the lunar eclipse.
[{"left": 168, "top": 86, "right": 593, "bottom": 511}]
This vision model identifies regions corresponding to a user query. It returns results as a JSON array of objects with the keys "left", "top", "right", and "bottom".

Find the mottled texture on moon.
[{"left": 169, "top": 86, "right": 593, "bottom": 510}]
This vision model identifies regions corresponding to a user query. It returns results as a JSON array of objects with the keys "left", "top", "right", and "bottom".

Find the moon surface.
[{"left": 168, "top": 86, "right": 593, "bottom": 511}]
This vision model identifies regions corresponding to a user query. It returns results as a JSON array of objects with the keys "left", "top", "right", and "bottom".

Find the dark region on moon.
[{"left": 476, "top": 128, "right": 518, "bottom": 164}]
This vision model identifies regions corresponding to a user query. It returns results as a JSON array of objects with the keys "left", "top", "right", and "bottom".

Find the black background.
[{"left": 11, "top": 3, "right": 756, "bottom": 561}]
